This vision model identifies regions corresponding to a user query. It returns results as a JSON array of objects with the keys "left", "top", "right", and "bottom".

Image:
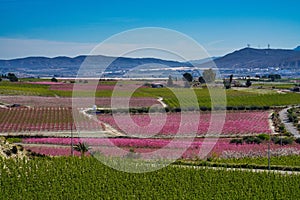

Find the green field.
[
  {"left": 1, "top": 81, "right": 300, "bottom": 108},
  {"left": 1, "top": 157, "right": 300, "bottom": 199},
  {"left": 214, "top": 155, "right": 300, "bottom": 167}
]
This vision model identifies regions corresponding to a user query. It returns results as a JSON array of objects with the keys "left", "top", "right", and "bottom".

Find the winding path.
[{"left": 279, "top": 107, "right": 300, "bottom": 138}]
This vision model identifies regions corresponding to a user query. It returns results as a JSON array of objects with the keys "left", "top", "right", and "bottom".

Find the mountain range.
[{"left": 0, "top": 46, "right": 300, "bottom": 78}]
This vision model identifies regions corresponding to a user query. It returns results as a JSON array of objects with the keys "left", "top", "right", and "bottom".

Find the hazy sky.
[{"left": 0, "top": 0, "right": 299, "bottom": 60}]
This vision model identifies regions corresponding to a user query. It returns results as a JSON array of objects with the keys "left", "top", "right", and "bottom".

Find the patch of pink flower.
[
  {"left": 22, "top": 137, "right": 300, "bottom": 159},
  {"left": 98, "top": 111, "right": 271, "bottom": 136}
]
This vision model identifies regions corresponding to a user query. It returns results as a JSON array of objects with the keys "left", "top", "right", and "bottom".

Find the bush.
[
  {"left": 200, "top": 106, "right": 208, "bottom": 111},
  {"left": 230, "top": 138, "right": 243, "bottom": 145},
  {"left": 249, "top": 106, "right": 258, "bottom": 110},
  {"left": 243, "top": 136, "right": 261, "bottom": 144},
  {"left": 281, "top": 137, "right": 294, "bottom": 145},
  {"left": 51, "top": 77, "right": 58, "bottom": 82},
  {"left": 257, "top": 134, "right": 270, "bottom": 141},
  {"left": 6, "top": 137, "right": 22, "bottom": 143},
  {"left": 272, "top": 137, "right": 293, "bottom": 145},
  {"left": 172, "top": 108, "right": 181, "bottom": 112},
  {"left": 11, "top": 145, "right": 18, "bottom": 154},
  {"left": 237, "top": 106, "right": 245, "bottom": 110},
  {"left": 295, "top": 138, "right": 300, "bottom": 144},
  {"left": 226, "top": 106, "right": 233, "bottom": 110}
]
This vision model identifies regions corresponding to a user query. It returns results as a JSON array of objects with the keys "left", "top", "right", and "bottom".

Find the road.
[{"left": 279, "top": 107, "right": 300, "bottom": 138}]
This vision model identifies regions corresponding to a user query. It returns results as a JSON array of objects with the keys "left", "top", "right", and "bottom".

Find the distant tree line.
[
  {"left": 182, "top": 68, "right": 216, "bottom": 88},
  {"left": 1, "top": 73, "right": 18, "bottom": 82}
]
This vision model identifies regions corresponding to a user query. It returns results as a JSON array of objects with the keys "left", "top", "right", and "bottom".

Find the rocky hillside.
[{"left": 0, "top": 137, "right": 31, "bottom": 159}]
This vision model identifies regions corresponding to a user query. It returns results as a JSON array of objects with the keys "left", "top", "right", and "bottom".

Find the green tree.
[
  {"left": 223, "top": 79, "right": 231, "bottom": 89},
  {"left": 203, "top": 69, "right": 216, "bottom": 83},
  {"left": 182, "top": 72, "right": 193, "bottom": 82},
  {"left": 51, "top": 77, "right": 58, "bottom": 82},
  {"left": 229, "top": 74, "right": 233, "bottom": 84},
  {"left": 167, "top": 75, "right": 174, "bottom": 87},
  {"left": 73, "top": 142, "right": 89, "bottom": 157},
  {"left": 246, "top": 79, "right": 252, "bottom": 87},
  {"left": 7, "top": 73, "right": 18, "bottom": 82},
  {"left": 198, "top": 76, "right": 205, "bottom": 84}
]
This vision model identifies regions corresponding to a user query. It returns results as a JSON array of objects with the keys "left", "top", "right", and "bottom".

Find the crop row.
[
  {"left": 22, "top": 137, "right": 300, "bottom": 159},
  {"left": 0, "top": 96, "right": 159, "bottom": 108},
  {"left": 98, "top": 111, "right": 271, "bottom": 136},
  {"left": 1, "top": 156, "right": 300, "bottom": 199},
  {"left": 0, "top": 107, "right": 102, "bottom": 132}
]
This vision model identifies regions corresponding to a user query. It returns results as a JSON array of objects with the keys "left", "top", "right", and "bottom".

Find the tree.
[
  {"left": 182, "top": 72, "right": 193, "bottom": 82},
  {"left": 198, "top": 76, "right": 205, "bottom": 84},
  {"left": 73, "top": 142, "right": 89, "bottom": 157},
  {"left": 203, "top": 69, "right": 216, "bottom": 83},
  {"left": 268, "top": 74, "right": 281, "bottom": 81},
  {"left": 229, "top": 74, "right": 233, "bottom": 84},
  {"left": 7, "top": 73, "right": 18, "bottom": 82},
  {"left": 223, "top": 79, "right": 231, "bottom": 89},
  {"left": 167, "top": 75, "right": 173, "bottom": 87},
  {"left": 246, "top": 79, "right": 252, "bottom": 87},
  {"left": 51, "top": 77, "right": 58, "bottom": 82}
]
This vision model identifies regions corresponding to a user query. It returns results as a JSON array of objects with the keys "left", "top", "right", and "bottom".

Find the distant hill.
[
  {"left": 294, "top": 46, "right": 300, "bottom": 51},
  {"left": 189, "top": 57, "right": 218, "bottom": 65},
  {"left": 0, "top": 55, "right": 189, "bottom": 77},
  {"left": 1, "top": 47, "right": 300, "bottom": 78},
  {"left": 199, "top": 47, "right": 300, "bottom": 69}
]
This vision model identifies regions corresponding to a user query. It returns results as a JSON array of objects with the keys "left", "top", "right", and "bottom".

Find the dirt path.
[
  {"left": 80, "top": 108, "right": 126, "bottom": 137},
  {"left": 172, "top": 164, "right": 300, "bottom": 175},
  {"left": 279, "top": 107, "right": 300, "bottom": 138},
  {"left": 157, "top": 97, "right": 167, "bottom": 108}
]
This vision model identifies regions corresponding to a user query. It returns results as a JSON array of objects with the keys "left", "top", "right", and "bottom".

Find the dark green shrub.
[
  {"left": 173, "top": 108, "right": 181, "bottom": 112},
  {"left": 281, "top": 137, "right": 294, "bottom": 145},
  {"left": 249, "top": 106, "right": 258, "bottom": 110},
  {"left": 230, "top": 138, "right": 243, "bottom": 145},
  {"left": 257, "top": 134, "right": 270, "bottom": 141},
  {"left": 243, "top": 136, "right": 261, "bottom": 144},
  {"left": 226, "top": 106, "right": 233, "bottom": 110},
  {"left": 272, "top": 137, "right": 293, "bottom": 145},
  {"left": 11, "top": 145, "right": 18, "bottom": 154},
  {"left": 237, "top": 106, "right": 245, "bottom": 110},
  {"left": 295, "top": 138, "right": 300, "bottom": 144},
  {"left": 200, "top": 106, "right": 208, "bottom": 111}
]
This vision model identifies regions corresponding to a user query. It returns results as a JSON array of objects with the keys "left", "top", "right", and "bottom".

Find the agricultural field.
[
  {"left": 1, "top": 157, "right": 300, "bottom": 199},
  {"left": 97, "top": 111, "right": 271, "bottom": 136},
  {"left": 0, "top": 96, "right": 159, "bottom": 108},
  {"left": 1, "top": 79, "right": 300, "bottom": 199},
  {"left": 20, "top": 137, "right": 300, "bottom": 160},
  {"left": 1, "top": 80, "right": 300, "bottom": 108},
  {"left": 0, "top": 107, "right": 101, "bottom": 133}
]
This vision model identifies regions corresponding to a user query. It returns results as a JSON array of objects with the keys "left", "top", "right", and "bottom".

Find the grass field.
[
  {"left": 1, "top": 81, "right": 300, "bottom": 108},
  {"left": 215, "top": 155, "right": 300, "bottom": 167},
  {"left": 1, "top": 157, "right": 300, "bottom": 199}
]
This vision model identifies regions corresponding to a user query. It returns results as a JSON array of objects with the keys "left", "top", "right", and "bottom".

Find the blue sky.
[{"left": 0, "top": 0, "right": 300, "bottom": 59}]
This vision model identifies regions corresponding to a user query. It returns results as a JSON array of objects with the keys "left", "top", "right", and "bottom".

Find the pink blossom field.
[
  {"left": 98, "top": 111, "right": 271, "bottom": 136},
  {"left": 22, "top": 137, "right": 300, "bottom": 159}
]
